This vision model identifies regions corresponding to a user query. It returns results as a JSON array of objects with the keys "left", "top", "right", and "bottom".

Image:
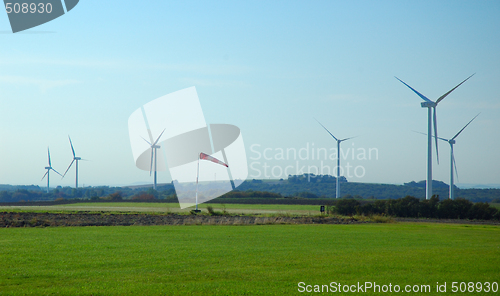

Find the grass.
[
  {"left": 0, "top": 223, "right": 499, "bottom": 295},
  {"left": 490, "top": 202, "right": 500, "bottom": 210},
  {"left": 0, "top": 202, "right": 322, "bottom": 215}
]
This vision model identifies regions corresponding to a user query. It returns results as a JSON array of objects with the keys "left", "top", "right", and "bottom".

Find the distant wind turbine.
[
  {"left": 62, "top": 136, "right": 86, "bottom": 188},
  {"left": 417, "top": 113, "right": 480, "bottom": 200},
  {"left": 141, "top": 128, "right": 165, "bottom": 190},
  {"left": 396, "top": 74, "right": 475, "bottom": 199},
  {"left": 315, "top": 119, "right": 356, "bottom": 199},
  {"left": 41, "top": 147, "right": 62, "bottom": 193}
]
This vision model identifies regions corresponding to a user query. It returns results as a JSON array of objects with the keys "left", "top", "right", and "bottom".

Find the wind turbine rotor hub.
[
  {"left": 421, "top": 101, "right": 436, "bottom": 108},
  {"left": 449, "top": 139, "right": 456, "bottom": 145}
]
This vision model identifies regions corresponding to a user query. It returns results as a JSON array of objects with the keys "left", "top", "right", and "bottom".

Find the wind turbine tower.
[
  {"left": 396, "top": 74, "right": 474, "bottom": 199},
  {"left": 316, "top": 119, "right": 355, "bottom": 199}
]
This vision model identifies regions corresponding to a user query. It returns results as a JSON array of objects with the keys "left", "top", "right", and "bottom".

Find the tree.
[{"left": 334, "top": 199, "right": 360, "bottom": 216}]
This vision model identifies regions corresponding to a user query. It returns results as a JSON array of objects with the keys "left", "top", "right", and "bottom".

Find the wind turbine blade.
[
  {"left": 452, "top": 153, "right": 459, "bottom": 182},
  {"left": 395, "top": 77, "right": 432, "bottom": 102},
  {"left": 436, "top": 73, "right": 475, "bottom": 104},
  {"left": 63, "top": 159, "right": 75, "bottom": 178},
  {"left": 412, "top": 130, "right": 448, "bottom": 142},
  {"left": 451, "top": 113, "right": 480, "bottom": 141},
  {"left": 141, "top": 136, "right": 152, "bottom": 146},
  {"left": 47, "top": 147, "right": 51, "bottom": 166},
  {"left": 41, "top": 170, "right": 48, "bottom": 181},
  {"left": 153, "top": 128, "right": 166, "bottom": 146},
  {"left": 68, "top": 136, "right": 76, "bottom": 158},
  {"left": 51, "top": 168, "right": 63, "bottom": 177},
  {"left": 149, "top": 148, "right": 153, "bottom": 176},
  {"left": 147, "top": 129, "right": 154, "bottom": 143},
  {"left": 314, "top": 118, "right": 338, "bottom": 141},
  {"left": 433, "top": 107, "right": 439, "bottom": 164},
  {"left": 412, "top": 130, "right": 428, "bottom": 136},
  {"left": 340, "top": 136, "right": 357, "bottom": 142}
]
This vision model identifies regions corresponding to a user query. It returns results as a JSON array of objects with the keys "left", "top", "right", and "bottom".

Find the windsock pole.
[
  {"left": 195, "top": 152, "right": 228, "bottom": 212},
  {"left": 195, "top": 156, "right": 200, "bottom": 211}
]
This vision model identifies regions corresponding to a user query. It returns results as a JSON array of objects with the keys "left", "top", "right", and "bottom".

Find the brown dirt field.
[{"left": 0, "top": 212, "right": 364, "bottom": 227}]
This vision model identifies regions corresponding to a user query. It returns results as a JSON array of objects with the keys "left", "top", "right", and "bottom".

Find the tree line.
[
  {"left": 331, "top": 196, "right": 500, "bottom": 220},
  {"left": 236, "top": 175, "right": 500, "bottom": 202},
  {"left": 0, "top": 185, "right": 176, "bottom": 203}
]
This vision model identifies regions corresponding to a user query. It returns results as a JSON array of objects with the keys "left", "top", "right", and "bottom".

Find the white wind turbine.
[
  {"left": 141, "top": 128, "right": 165, "bottom": 190},
  {"left": 41, "top": 147, "right": 62, "bottom": 193},
  {"left": 316, "top": 119, "right": 356, "bottom": 199},
  {"left": 396, "top": 74, "right": 474, "bottom": 199},
  {"left": 62, "top": 136, "right": 86, "bottom": 188},
  {"left": 436, "top": 113, "right": 479, "bottom": 200}
]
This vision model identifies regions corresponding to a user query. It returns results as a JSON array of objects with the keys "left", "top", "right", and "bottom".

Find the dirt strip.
[
  {"left": 0, "top": 212, "right": 364, "bottom": 227},
  {"left": 2, "top": 212, "right": 498, "bottom": 228}
]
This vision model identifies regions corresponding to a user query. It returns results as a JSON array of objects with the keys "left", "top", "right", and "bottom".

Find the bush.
[
  {"left": 468, "top": 202, "right": 498, "bottom": 220},
  {"left": 370, "top": 214, "right": 394, "bottom": 223},
  {"left": 349, "top": 196, "right": 498, "bottom": 220},
  {"left": 494, "top": 210, "right": 500, "bottom": 220},
  {"left": 107, "top": 191, "right": 123, "bottom": 201},
  {"left": 418, "top": 196, "right": 439, "bottom": 218},
  {"left": 296, "top": 192, "right": 319, "bottom": 199},
  {"left": 386, "top": 196, "right": 420, "bottom": 217},
  {"left": 334, "top": 199, "right": 361, "bottom": 216},
  {"left": 359, "top": 200, "right": 386, "bottom": 215},
  {"left": 438, "top": 198, "right": 472, "bottom": 219},
  {"left": 207, "top": 206, "right": 217, "bottom": 215},
  {"left": 131, "top": 193, "right": 154, "bottom": 201}
]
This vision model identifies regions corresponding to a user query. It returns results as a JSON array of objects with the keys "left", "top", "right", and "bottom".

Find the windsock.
[{"left": 200, "top": 153, "right": 228, "bottom": 168}]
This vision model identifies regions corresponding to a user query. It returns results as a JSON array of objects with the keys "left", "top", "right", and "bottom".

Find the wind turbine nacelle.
[
  {"left": 45, "top": 167, "right": 51, "bottom": 170},
  {"left": 421, "top": 101, "right": 436, "bottom": 108},
  {"left": 75, "top": 157, "right": 81, "bottom": 160},
  {"left": 449, "top": 139, "right": 456, "bottom": 145}
]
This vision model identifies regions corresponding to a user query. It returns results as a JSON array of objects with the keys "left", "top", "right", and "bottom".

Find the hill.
[{"left": 1, "top": 175, "right": 499, "bottom": 203}]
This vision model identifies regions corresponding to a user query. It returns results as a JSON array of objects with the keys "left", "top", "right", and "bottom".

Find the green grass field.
[
  {"left": 1, "top": 223, "right": 499, "bottom": 295},
  {"left": 0, "top": 202, "right": 321, "bottom": 215}
]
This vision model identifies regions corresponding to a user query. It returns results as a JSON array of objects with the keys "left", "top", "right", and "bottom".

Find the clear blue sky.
[{"left": 1, "top": 0, "right": 499, "bottom": 187}]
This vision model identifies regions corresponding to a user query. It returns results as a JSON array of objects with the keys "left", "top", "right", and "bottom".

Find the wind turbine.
[
  {"left": 436, "top": 113, "right": 479, "bottom": 200},
  {"left": 141, "top": 129, "right": 165, "bottom": 190},
  {"left": 62, "top": 136, "right": 86, "bottom": 188},
  {"left": 396, "top": 74, "right": 474, "bottom": 199},
  {"left": 41, "top": 147, "right": 62, "bottom": 193},
  {"left": 316, "top": 119, "right": 355, "bottom": 199}
]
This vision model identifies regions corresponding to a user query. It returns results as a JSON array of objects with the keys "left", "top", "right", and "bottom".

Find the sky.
[{"left": 0, "top": 0, "right": 499, "bottom": 188}]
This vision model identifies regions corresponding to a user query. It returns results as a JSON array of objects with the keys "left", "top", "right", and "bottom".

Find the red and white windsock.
[{"left": 199, "top": 152, "right": 228, "bottom": 167}]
